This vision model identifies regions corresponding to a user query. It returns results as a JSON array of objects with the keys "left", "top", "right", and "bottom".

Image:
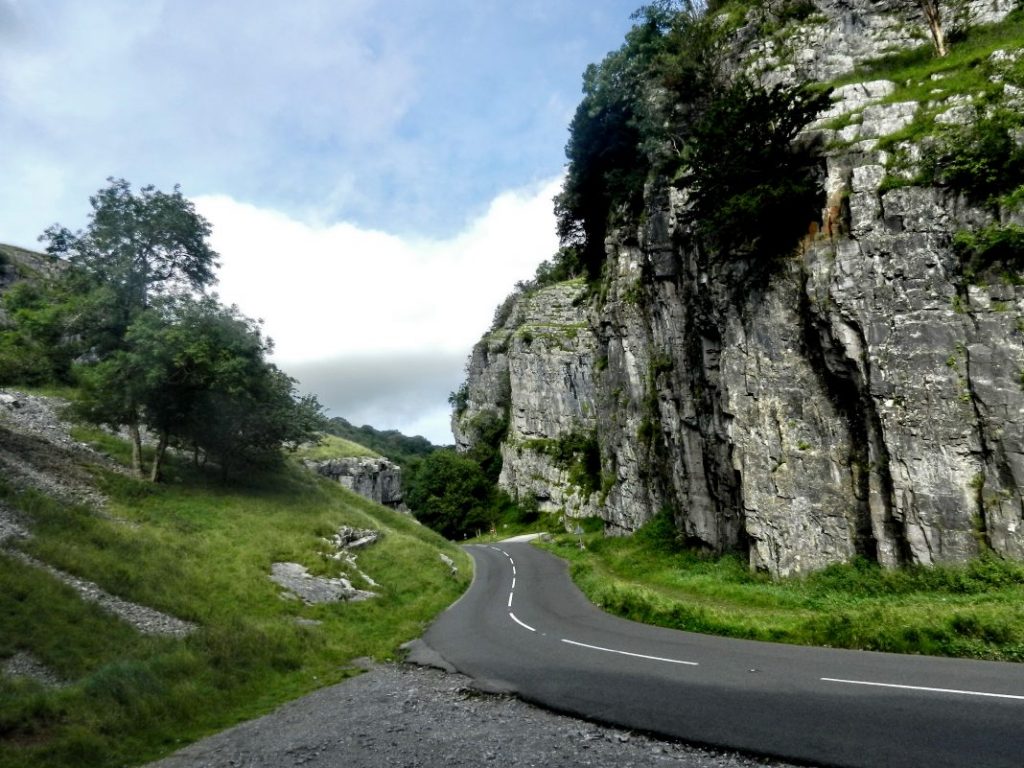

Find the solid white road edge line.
[
  {"left": 821, "top": 677, "right": 1024, "bottom": 701},
  {"left": 561, "top": 638, "right": 699, "bottom": 666},
  {"left": 509, "top": 612, "right": 536, "bottom": 632}
]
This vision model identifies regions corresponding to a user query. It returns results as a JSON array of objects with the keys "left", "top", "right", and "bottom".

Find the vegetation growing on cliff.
[
  {"left": 523, "top": 430, "right": 603, "bottom": 496},
  {"left": 552, "top": 0, "right": 831, "bottom": 283}
]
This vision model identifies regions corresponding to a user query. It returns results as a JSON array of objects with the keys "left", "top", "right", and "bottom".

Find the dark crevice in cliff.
[{"left": 798, "top": 274, "right": 907, "bottom": 565}]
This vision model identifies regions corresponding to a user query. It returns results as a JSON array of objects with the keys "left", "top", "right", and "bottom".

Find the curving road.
[{"left": 420, "top": 540, "right": 1024, "bottom": 767}]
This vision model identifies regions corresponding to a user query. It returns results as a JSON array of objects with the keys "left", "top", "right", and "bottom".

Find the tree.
[
  {"left": 75, "top": 296, "right": 326, "bottom": 482},
  {"left": 680, "top": 77, "right": 831, "bottom": 260},
  {"left": 554, "top": 5, "right": 682, "bottom": 277},
  {"left": 918, "top": 0, "right": 948, "bottom": 57},
  {"left": 404, "top": 450, "right": 496, "bottom": 539},
  {"left": 42, "top": 178, "right": 219, "bottom": 356},
  {"left": 42, "top": 179, "right": 220, "bottom": 475},
  {"left": 49, "top": 179, "right": 324, "bottom": 481}
]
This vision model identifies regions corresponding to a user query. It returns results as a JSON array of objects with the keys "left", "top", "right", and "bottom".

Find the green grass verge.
[
  {"left": 0, "top": 435, "right": 469, "bottom": 768},
  {"left": 539, "top": 521, "right": 1024, "bottom": 662},
  {"left": 293, "top": 433, "right": 379, "bottom": 461}
]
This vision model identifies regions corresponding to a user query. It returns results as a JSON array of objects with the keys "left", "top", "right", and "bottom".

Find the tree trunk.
[
  {"left": 150, "top": 431, "right": 169, "bottom": 482},
  {"left": 919, "top": 0, "right": 947, "bottom": 57},
  {"left": 128, "top": 422, "right": 145, "bottom": 477}
]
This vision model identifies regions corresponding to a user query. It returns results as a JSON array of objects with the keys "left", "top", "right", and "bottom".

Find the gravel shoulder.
[{"left": 148, "top": 662, "right": 801, "bottom": 768}]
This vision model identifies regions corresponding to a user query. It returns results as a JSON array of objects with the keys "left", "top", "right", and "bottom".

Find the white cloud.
[
  {"left": 194, "top": 177, "right": 562, "bottom": 443},
  {"left": 196, "top": 177, "right": 560, "bottom": 363}
]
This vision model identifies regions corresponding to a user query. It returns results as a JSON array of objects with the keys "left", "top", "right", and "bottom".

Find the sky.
[{"left": 0, "top": 0, "right": 641, "bottom": 444}]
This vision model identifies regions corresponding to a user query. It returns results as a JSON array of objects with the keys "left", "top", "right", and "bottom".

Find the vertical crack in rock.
[{"left": 799, "top": 277, "right": 907, "bottom": 567}]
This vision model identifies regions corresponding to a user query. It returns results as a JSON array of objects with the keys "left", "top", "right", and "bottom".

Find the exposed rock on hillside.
[
  {"left": 0, "top": 389, "right": 198, "bottom": 637},
  {"left": 0, "top": 243, "right": 61, "bottom": 323},
  {"left": 306, "top": 456, "right": 404, "bottom": 509},
  {"left": 456, "top": 1, "right": 1024, "bottom": 577}
]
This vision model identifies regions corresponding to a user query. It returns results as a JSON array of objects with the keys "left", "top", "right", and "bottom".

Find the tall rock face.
[
  {"left": 454, "top": 280, "right": 601, "bottom": 518},
  {"left": 456, "top": 0, "right": 1024, "bottom": 576}
]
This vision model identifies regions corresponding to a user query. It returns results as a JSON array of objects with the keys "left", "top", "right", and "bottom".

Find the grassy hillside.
[
  {"left": 325, "top": 416, "right": 438, "bottom": 466},
  {"left": 0, "top": 425, "right": 470, "bottom": 768},
  {"left": 295, "top": 432, "right": 381, "bottom": 461}
]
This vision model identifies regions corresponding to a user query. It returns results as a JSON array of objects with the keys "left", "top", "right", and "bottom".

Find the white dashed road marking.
[
  {"left": 497, "top": 546, "right": 698, "bottom": 664},
  {"left": 821, "top": 678, "right": 1024, "bottom": 701},
  {"left": 509, "top": 612, "right": 537, "bottom": 632},
  {"left": 561, "top": 638, "right": 699, "bottom": 666}
]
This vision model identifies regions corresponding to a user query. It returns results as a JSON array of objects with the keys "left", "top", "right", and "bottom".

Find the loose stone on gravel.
[
  {"left": 0, "top": 501, "right": 29, "bottom": 544},
  {"left": 147, "top": 663, "right": 805, "bottom": 768}
]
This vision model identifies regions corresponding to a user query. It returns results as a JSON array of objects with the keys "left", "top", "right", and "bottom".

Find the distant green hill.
[{"left": 325, "top": 417, "right": 439, "bottom": 466}]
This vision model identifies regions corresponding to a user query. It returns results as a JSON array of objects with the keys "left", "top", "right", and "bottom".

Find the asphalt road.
[{"left": 420, "top": 541, "right": 1024, "bottom": 768}]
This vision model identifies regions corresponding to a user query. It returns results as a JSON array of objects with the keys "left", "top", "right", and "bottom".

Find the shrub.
[
  {"left": 680, "top": 78, "right": 831, "bottom": 261},
  {"left": 953, "top": 223, "right": 1024, "bottom": 282},
  {"left": 919, "top": 110, "right": 1024, "bottom": 205}
]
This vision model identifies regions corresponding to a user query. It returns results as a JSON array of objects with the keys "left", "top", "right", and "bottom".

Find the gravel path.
[
  {"left": 0, "top": 390, "right": 120, "bottom": 510},
  {"left": 148, "top": 662, "right": 801, "bottom": 768},
  {"left": 1, "top": 651, "right": 65, "bottom": 688}
]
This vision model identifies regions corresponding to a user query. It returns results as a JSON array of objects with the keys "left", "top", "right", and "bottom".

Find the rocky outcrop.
[
  {"left": 739, "top": 0, "right": 1012, "bottom": 86},
  {"left": 307, "top": 456, "right": 404, "bottom": 509},
  {"left": 454, "top": 280, "right": 601, "bottom": 518},
  {"left": 0, "top": 243, "right": 61, "bottom": 323},
  {"left": 457, "top": 1, "right": 1024, "bottom": 576}
]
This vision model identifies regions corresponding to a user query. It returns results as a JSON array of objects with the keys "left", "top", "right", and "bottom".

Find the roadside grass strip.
[{"left": 539, "top": 527, "right": 1024, "bottom": 662}]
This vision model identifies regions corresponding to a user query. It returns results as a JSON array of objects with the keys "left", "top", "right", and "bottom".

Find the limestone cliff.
[{"left": 455, "top": 0, "right": 1024, "bottom": 576}]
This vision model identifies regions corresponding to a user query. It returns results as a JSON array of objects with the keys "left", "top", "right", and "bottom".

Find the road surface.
[{"left": 420, "top": 541, "right": 1024, "bottom": 767}]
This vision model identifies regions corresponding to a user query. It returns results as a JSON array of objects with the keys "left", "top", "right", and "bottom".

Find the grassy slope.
[
  {"left": 0, "top": 428, "right": 470, "bottom": 768},
  {"left": 294, "top": 433, "right": 380, "bottom": 461},
  {"left": 826, "top": 9, "right": 1024, "bottom": 148}
]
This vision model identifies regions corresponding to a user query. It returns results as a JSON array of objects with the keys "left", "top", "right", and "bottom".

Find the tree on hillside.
[
  {"left": 404, "top": 450, "right": 496, "bottom": 539},
  {"left": 75, "top": 295, "right": 326, "bottom": 481},
  {"left": 41, "top": 179, "right": 324, "bottom": 481},
  {"left": 43, "top": 178, "right": 218, "bottom": 326},
  {"left": 40, "top": 178, "right": 221, "bottom": 473}
]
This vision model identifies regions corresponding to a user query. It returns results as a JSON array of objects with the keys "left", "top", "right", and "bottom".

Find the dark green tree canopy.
[
  {"left": 554, "top": 1, "right": 830, "bottom": 281},
  {"left": 404, "top": 450, "right": 496, "bottom": 539},
  {"left": 42, "top": 178, "right": 219, "bottom": 351}
]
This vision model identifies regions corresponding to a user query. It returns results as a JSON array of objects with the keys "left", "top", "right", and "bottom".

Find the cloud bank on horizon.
[{"left": 0, "top": 0, "right": 639, "bottom": 443}]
